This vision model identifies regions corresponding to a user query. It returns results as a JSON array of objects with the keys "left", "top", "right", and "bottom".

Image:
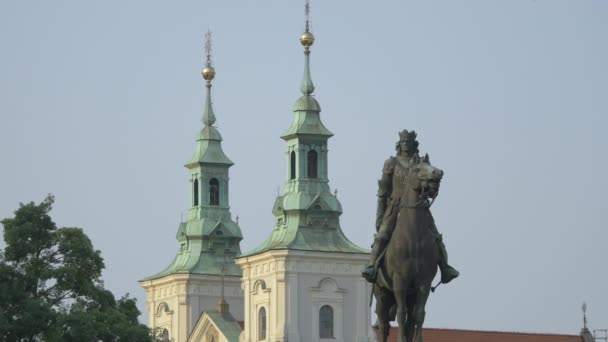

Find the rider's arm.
[{"left": 375, "top": 157, "right": 395, "bottom": 231}]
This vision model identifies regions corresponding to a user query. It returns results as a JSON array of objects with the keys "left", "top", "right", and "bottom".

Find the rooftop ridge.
[{"left": 421, "top": 327, "right": 578, "bottom": 337}]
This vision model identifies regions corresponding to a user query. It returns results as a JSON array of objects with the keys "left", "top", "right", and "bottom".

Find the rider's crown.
[{"left": 399, "top": 130, "right": 418, "bottom": 142}]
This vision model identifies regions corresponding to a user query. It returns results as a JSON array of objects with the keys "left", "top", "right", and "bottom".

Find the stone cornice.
[{"left": 236, "top": 249, "right": 369, "bottom": 279}]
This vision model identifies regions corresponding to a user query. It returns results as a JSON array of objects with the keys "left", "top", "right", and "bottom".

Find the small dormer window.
[
  {"left": 193, "top": 179, "right": 199, "bottom": 206},
  {"left": 290, "top": 151, "right": 296, "bottom": 180},
  {"left": 209, "top": 178, "right": 220, "bottom": 205},
  {"left": 308, "top": 150, "right": 318, "bottom": 178}
]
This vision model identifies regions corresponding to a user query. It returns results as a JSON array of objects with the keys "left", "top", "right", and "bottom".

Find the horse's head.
[{"left": 409, "top": 153, "right": 443, "bottom": 199}]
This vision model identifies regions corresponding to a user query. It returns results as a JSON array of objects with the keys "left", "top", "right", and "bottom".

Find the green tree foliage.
[{"left": 0, "top": 195, "right": 154, "bottom": 341}]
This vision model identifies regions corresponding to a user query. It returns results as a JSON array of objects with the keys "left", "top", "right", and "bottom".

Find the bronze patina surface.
[{"left": 363, "top": 130, "right": 459, "bottom": 342}]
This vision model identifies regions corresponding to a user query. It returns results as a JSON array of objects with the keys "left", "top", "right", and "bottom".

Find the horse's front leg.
[
  {"left": 393, "top": 282, "right": 409, "bottom": 342},
  {"left": 374, "top": 286, "right": 394, "bottom": 342},
  {"left": 377, "top": 309, "right": 391, "bottom": 342},
  {"left": 411, "top": 286, "right": 431, "bottom": 342},
  {"left": 404, "top": 295, "right": 416, "bottom": 342}
]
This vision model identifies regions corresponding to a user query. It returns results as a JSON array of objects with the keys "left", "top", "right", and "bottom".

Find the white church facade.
[
  {"left": 237, "top": 250, "right": 371, "bottom": 342},
  {"left": 140, "top": 13, "right": 374, "bottom": 342}
]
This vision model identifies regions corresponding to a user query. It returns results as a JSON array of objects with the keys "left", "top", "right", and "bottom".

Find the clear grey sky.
[{"left": 1, "top": 0, "right": 606, "bottom": 335}]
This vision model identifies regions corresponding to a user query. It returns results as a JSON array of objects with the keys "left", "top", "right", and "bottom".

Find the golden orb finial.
[
  {"left": 300, "top": 31, "right": 315, "bottom": 47},
  {"left": 202, "top": 65, "right": 216, "bottom": 80}
]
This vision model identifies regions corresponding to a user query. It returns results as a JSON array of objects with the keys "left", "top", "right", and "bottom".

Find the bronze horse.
[{"left": 374, "top": 154, "right": 443, "bottom": 342}]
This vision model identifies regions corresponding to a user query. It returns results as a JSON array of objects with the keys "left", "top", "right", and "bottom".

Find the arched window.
[
  {"left": 319, "top": 305, "right": 334, "bottom": 338},
  {"left": 308, "top": 150, "right": 318, "bottom": 178},
  {"left": 290, "top": 151, "right": 296, "bottom": 180},
  {"left": 258, "top": 307, "right": 267, "bottom": 340},
  {"left": 209, "top": 336, "right": 216, "bottom": 342},
  {"left": 193, "top": 179, "right": 199, "bottom": 206},
  {"left": 160, "top": 328, "right": 169, "bottom": 342},
  {"left": 209, "top": 178, "right": 220, "bottom": 206}
]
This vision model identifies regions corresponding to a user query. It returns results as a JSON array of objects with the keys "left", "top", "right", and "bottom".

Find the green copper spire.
[
  {"left": 144, "top": 31, "right": 243, "bottom": 281},
  {"left": 203, "top": 82, "right": 216, "bottom": 126},
  {"left": 240, "top": 3, "right": 367, "bottom": 258},
  {"left": 187, "top": 31, "right": 233, "bottom": 167},
  {"left": 285, "top": 15, "right": 331, "bottom": 136},
  {"left": 202, "top": 31, "right": 217, "bottom": 126},
  {"left": 300, "top": 49, "right": 314, "bottom": 95},
  {"left": 300, "top": 1, "right": 315, "bottom": 95}
]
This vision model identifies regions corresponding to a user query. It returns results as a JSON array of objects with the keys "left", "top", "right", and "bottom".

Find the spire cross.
[
  {"left": 220, "top": 266, "right": 225, "bottom": 300},
  {"left": 214, "top": 255, "right": 231, "bottom": 314},
  {"left": 583, "top": 302, "right": 588, "bottom": 329},
  {"left": 204, "top": 30, "right": 213, "bottom": 67},
  {"left": 219, "top": 255, "right": 227, "bottom": 301},
  {"left": 304, "top": 0, "right": 311, "bottom": 32},
  {"left": 299, "top": 0, "right": 315, "bottom": 95},
  {"left": 202, "top": 30, "right": 217, "bottom": 127}
]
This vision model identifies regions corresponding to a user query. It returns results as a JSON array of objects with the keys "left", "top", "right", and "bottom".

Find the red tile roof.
[{"left": 379, "top": 327, "right": 582, "bottom": 342}]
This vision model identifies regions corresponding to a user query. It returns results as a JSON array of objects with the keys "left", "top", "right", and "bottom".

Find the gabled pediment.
[
  {"left": 207, "top": 221, "right": 223, "bottom": 236},
  {"left": 187, "top": 312, "right": 217, "bottom": 342},
  {"left": 206, "top": 220, "right": 243, "bottom": 240},
  {"left": 177, "top": 219, "right": 242, "bottom": 240},
  {"left": 188, "top": 311, "right": 241, "bottom": 342},
  {"left": 305, "top": 194, "right": 330, "bottom": 211}
]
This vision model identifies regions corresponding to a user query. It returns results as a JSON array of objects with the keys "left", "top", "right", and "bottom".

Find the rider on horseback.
[{"left": 362, "top": 130, "right": 459, "bottom": 285}]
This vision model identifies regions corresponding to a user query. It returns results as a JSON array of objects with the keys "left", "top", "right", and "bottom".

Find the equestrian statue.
[{"left": 361, "top": 130, "right": 459, "bottom": 342}]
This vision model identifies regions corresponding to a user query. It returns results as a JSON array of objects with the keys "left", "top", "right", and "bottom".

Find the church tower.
[
  {"left": 140, "top": 32, "right": 244, "bottom": 342},
  {"left": 235, "top": 5, "right": 373, "bottom": 342}
]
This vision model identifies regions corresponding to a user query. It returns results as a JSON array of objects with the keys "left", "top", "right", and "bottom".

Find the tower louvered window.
[
  {"left": 308, "top": 150, "right": 318, "bottom": 178},
  {"left": 209, "top": 178, "right": 220, "bottom": 205},
  {"left": 193, "top": 179, "right": 199, "bottom": 206},
  {"left": 290, "top": 151, "right": 296, "bottom": 179}
]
